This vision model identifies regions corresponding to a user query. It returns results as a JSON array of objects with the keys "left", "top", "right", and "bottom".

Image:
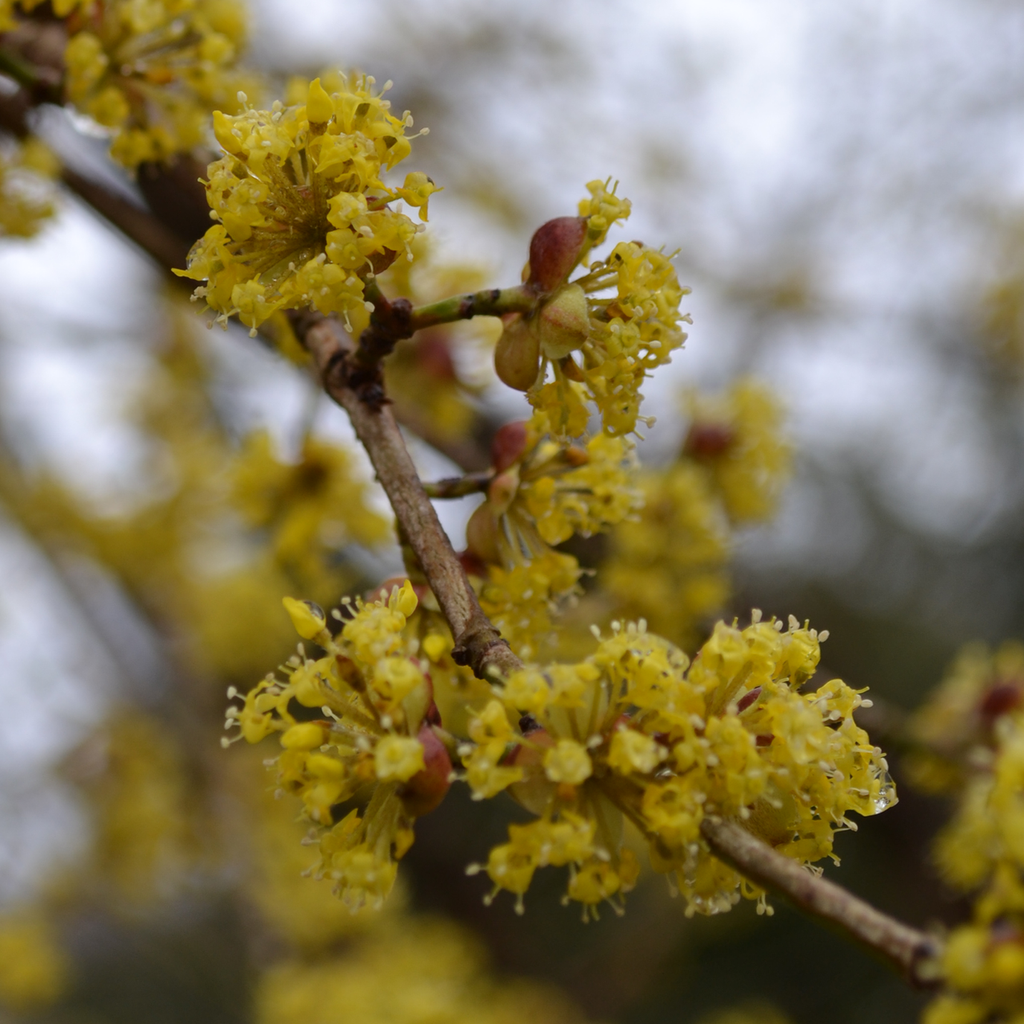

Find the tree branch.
[
  {"left": 292, "top": 310, "right": 522, "bottom": 681},
  {"left": 700, "top": 817, "right": 942, "bottom": 988}
]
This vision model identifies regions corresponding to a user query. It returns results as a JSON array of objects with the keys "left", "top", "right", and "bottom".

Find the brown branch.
[
  {"left": 293, "top": 310, "right": 522, "bottom": 681},
  {"left": 700, "top": 817, "right": 942, "bottom": 988}
]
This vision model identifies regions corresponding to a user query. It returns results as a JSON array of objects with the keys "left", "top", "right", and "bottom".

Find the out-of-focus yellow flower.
[
  {"left": 0, "top": 136, "right": 58, "bottom": 238},
  {"left": 0, "top": 911, "right": 69, "bottom": 1012},
  {"left": 231, "top": 429, "right": 391, "bottom": 577},
  {"left": 63, "top": 0, "right": 254, "bottom": 169},
  {"left": 697, "top": 1004, "right": 794, "bottom": 1024},
  {"left": 226, "top": 582, "right": 454, "bottom": 910},
  {"left": 906, "top": 641, "right": 1024, "bottom": 796},
  {"left": 255, "top": 915, "right": 592, "bottom": 1024},
  {"left": 684, "top": 379, "right": 792, "bottom": 524},
  {"left": 464, "top": 613, "right": 893, "bottom": 918},
  {"left": 67, "top": 710, "right": 195, "bottom": 904},
  {"left": 603, "top": 461, "right": 731, "bottom": 652},
  {"left": 178, "top": 75, "right": 437, "bottom": 335}
]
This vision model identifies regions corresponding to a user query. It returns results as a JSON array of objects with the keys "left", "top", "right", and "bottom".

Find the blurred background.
[{"left": 3, "top": 0, "right": 1024, "bottom": 1021}]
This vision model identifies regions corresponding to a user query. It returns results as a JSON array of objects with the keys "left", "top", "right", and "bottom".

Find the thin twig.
[
  {"left": 293, "top": 310, "right": 522, "bottom": 681},
  {"left": 700, "top": 817, "right": 942, "bottom": 988},
  {"left": 423, "top": 472, "right": 492, "bottom": 499}
]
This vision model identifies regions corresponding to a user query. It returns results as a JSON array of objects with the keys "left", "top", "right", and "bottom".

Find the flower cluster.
[
  {"left": 462, "top": 614, "right": 894, "bottom": 918},
  {"left": 683, "top": 379, "right": 792, "bottom": 524},
  {"left": 462, "top": 413, "right": 641, "bottom": 659},
  {"left": 257, "top": 916, "right": 591, "bottom": 1024},
  {"left": 67, "top": 709, "right": 195, "bottom": 904},
  {"left": 63, "top": 0, "right": 252, "bottom": 168},
  {"left": 178, "top": 75, "right": 437, "bottom": 335},
  {"left": 494, "top": 180, "right": 690, "bottom": 437},
  {"left": 922, "top": 713, "right": 1024, "bottom": 1024},
  {"left": 0, "top": 912, "right": 69, "bottom": 1012},
  {"left": 225, "top": 582, "right": 454, "bottom": 910},
  {"left": 230, "top": 429, "right": 390, "bottom": 580},
  {"left": 603, "top": 379, "right": 790, "bottom": 650},
  {"left": 909, "top": 643, "right": 1024, "bottom": 1023},
  {"left": 905, "top": 640, "right": 1024, "bottom": 797},
  {"left": 0, "top": 137, "right": 57, "bottom": 238}
]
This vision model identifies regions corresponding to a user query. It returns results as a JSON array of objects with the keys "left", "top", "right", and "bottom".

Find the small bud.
[
  {"left": 306, "top": 77, "right": 334, "bottom": 125},
  {"left": 486, "top": 470, "right": 519, "bottom": 516},
  {"left": 527, "top": 216, "right": 588, "bottom": 293},
  {"left": 491, "top": 421, "right": 528, "bottom": 473},
  {"left": 282, "top": 597, "right": 326, "bottom": 640},
  {"left": 280, "top": 721, "right": 330, "bottom": 749},
  {"left": 684, "top": 422, "right": 735, "bottom": 458},
  {"left": 494, "top": 314, "right": 541, "bottom": 392},
  {"left": 399, "top": 724, "right": 453, "bottom": 817},
  {"left": 465, "top": 502, "right": 503, "bottom": 565},
  {"left": 536, "top": 284, "right": 589, "bottom": 360}
]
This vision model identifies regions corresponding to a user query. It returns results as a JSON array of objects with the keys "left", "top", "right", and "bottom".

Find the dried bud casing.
[
  {"left": 528, "top": 216, "right": 588, "bottom": 293},
  {"left": 494, "top": 314, "right": 541, "bottom": 392}
]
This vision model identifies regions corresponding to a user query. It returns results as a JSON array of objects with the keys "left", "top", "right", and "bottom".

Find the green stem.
[
  {"left": 423, "top": 472, "right": 492, "bottom": 499},
  {"left": 409, "top": 285, "right": 536, "bottom": 330}
]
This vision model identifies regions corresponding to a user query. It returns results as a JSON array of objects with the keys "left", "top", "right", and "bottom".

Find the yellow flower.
[
  {"left": 463, "top": 412, "right": 641, "bottom": 658},
  {"left": 0, "top": 137, "right": 58, "bottom": 238},
  {"left": 603, "top": 461, "right": 731, "bottom": 651},
  {"left": 177, "top": 76, "right": 437, "bottom": 335},
  {"left": 0, "top": 912, "right": 69, "bottom": 1012},
  {"left": 684, "top": 379, "right": 792, "bottom": 524},
  {"left": 464, "top": 613, "right": 893, "bottom": 917},
  {"left": 225, "top": 581, "right": 453, "bottom": 910},
  {"left": 494, "top": 180, "right": 690, "bottom": 437},
  {"left": 63, "top": 0, "right": 253, "bottom": 169}
]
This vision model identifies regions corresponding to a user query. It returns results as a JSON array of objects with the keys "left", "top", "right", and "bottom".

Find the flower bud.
[
  {"left": 465, "top": 501, "right": 503, "bottom": 565},
  {"left": 486, "top": 470, "right": 519, "bottom": 517},
  {"left": 527, "top": 216, "right": 588, "bottom": 293},
  {"left": 282, "top": 596, "right": 327, "bottom": 640},
  {"left": 536, "top": 284, "right": 589, "bottom": 361},
  {"left": 280, "top": 721, "right": 329, "bottom": 749},
  {"left": 494, "top": 314, "right": 541, "bottom": 392},
  {"left": 491, "top": 420, "right": 528, "bottom": 473},
  {"left": 399, "top": 724, "right": 453, "bottom": 817},
  {"left": 306, "top": 77, "right": 334, "bottom": 125},
  {"left": 684, "top": 421, "right": 736, "bottom": 458}
]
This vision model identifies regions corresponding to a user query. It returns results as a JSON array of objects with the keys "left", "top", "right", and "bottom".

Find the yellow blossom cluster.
[
  {"left": 921, "top": 717, "right": 1024, "bottom": 1023},
  {"left": 178, "top": 75, "right": 438, "bottom": 335},
  {"left": 495, "top": 180, "right": 689, "bottom": 437},
  {"left": 462, "top": 413, "right": 641, "bottom": 659},
  {"left": 684, "top": 379, "right": 792, "bottom": 524},
  {"left": 905, "top": 640, "right": 1024, "bottom": 797},
  {"left": 462, "top": 614, "right": 894, "bottom": 918},
  {"left": 0, "top": 911, "right": 69, "bottom": 1012},
  {"left": 62, "top": 0, "right": 253, "bottom": 168},
  {"left": 66, "top": 710, "right": 196, "bottom": 904},
  {"left": 603, "top": 379, "right": 790, "bottom": 651},
  {"left": 256, "top": 916, "right": 591, "bottom": 1024},
  {"left": 909, "top": 643, "right": 1024, "bottom": 1023},
  {"left": 0, "top": 136, "right": 58, "bottom": 238},
  {"left": 230, "top": 429, "right": 390, "bottom": 580},
  {"left": 226, "top": 582, "right": 453, "bottom": 910}
]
